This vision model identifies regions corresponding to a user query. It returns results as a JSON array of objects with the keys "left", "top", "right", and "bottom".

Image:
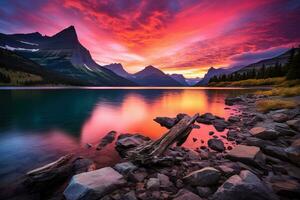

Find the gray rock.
[
  {"left": 208, "top": 139, "right": 225, "bottom": 152},
  {"left": 146, "top": 178, "right": 160, "bottom": 190},
  {"left": 196, "top": 186, "right": 213, "bottom": 198},
  {"left": 243, "top": 137, "right": 274, "bottom": 149},
  {"left": 73, "top": 157, "right": 96, "bottom": 174},
  {"left": 183, "top": 167, "right": 221, "bottom": 186},
  {"left": 213, "top": 119, "right": 228, "bottom": 131},
  {"left": 262, "top": 146, "right": 289, "bottom": 161},
  {"left": 228, "top": 116, "right": 241, "bottom": 123},
  {"left": 64, "top": 167, "right": 125, "bottom": 200},
  {"left": 128, "top": 171, "right": 147, "bottom": 182},
  {"left": 157, "top": 173, "right": 173, "bottom": 189},
  {"left": 269, "top": 176, "right": 300, "bottom": 196},
  {"left": 249, "top": 127, "right": 279, "bottom": 140},
  {"left": 154, "top": 117, "right": 177, "bottom": 128},
  {"left": 196, "top": 113, "right": 215, "bottom": 124},
  {"left": 121, "top": 191, "right": 137, "bottom": 200},
  {"left": 285, "top": 138, "right": 300, "bottom": 166},
  {"left": 225, "top": 97, "right": 244, "bottom": 106},
  {"left": 173, "top": 189, "right": 203, "bottom": 200},
  {"left": 286, "top": 119, "right": 300, "bottom": 132},
  {"left": 114, "top": 162, "right": 137, "bottom": 174},
  {"left": 271, "top": 113, "right": 289, "bottom": 122},
  {"left": 274, "top": 123, "right": 298, "bottom": 136},
  {"left": 115, "top": 134, "right": 151, "bottom": 157},
  {"left": 97, "top": 131, "right": 117, "bottom": 150},
  {"left": 212, "top": 170, "right": 278, "bottom": 200}
]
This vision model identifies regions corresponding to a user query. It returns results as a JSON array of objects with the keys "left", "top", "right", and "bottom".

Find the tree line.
[{"left": 209, "top": 48, "right": 300, "bottom": 83}]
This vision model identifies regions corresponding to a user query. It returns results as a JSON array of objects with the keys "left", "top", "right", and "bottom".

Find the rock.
[
  {"left": 121, "top": 191, "right": 137, "bottom": 200},
  {"left": 157, "top": 173, "right": 173, "bottom": 189},
  {"left": 193, "top": 138, "right": 197, "bottom": 142},
  {"left": 228, "top": 116, "right": 241, "bottom": 123},
  {"left": 243, "top": 137, "right": 274, "bottom": 149},
  {"left": 212, "top": 170, "right": 278, "bottom": 200},
  {"left": 227, "top": 145, "right": 263, "bottom": 167},
  {"left": 285, "top": 139, "right": 300, "bottom": 166},
  {"left": 272, "top": 113, "right": 289, "bottom": 122},
  {"left": 196, "top": 186, "right": 213, "bottom": 198},
  {"left": 128, "top": 171, "right": 147, "bottom": 182},
  {"left": 85, "top": 143, "right": 92, "bottom": 148},
  {"left": 209, "top": 131, "right": 214, "bottom": 135},
  {"left": 196, "top": 113, "right": 215, "bottom": 124},
  {"left": 286, "top": 119, "right": 300, "bottom": 132},
  {"left": 114, "top": 162, "right": 137, "bottom": 174},
  {"left": 146, "top": 178, "right": 160, "bottom": 190},
  {"left": 274, "top": 123, "right": 298, "bottom": 136},
  {"left": 154, "top": 117, "right": 177, "bottom": 128},
  {"left": 186, "top": 149, "right": 200, "bottom": 160},
  {"left": 270, "top": 176, "right": 300, "bottom": 197},
  {"left": 249, "top": 127, "right": 279, "bottom": 140},
  {"left": 262, "top": 146, "right": 289, "bottom": 161},
  {"left": 63, "top": 167, "right": 125, "bottom": 200},
  {"left": 213, "top": 119, "right": 228, "bottom": 131},
  {"left": 227, "top": 130, "right": 238, "bottom": 140},
  {"left": 115, "top": 134, "right": 151, "bottom": 157},
  {"left": 208, "top": 139, "right": 225, "bottom": 152},
  {"left": 225, "top": 97, "right": 243, "bottom": 106},
  {"left": 177, "top": 113, "right": 189, "bottom": 121},
  {"left": 173, "top": 189, "right": 203, "bottom": 200},
  {"left": 73, "top": 157, "right": 96, "bottom": 174},
  {"left": 97, "top": 131, "right": 117, "bottom": 150},
  {"left": 183, "top": 167, "right": 221, "bottom": 186}
]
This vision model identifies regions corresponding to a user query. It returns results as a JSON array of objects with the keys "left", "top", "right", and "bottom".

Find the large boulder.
[
  {"left": 212, "top": 170, "right": 278, "bottom": 200},
  {"left": 115, "top": 134, "right": 151, "bottom": 157},
  {"left": 249, "top": 127, "right": 279, "bottom": 140},
  {"left": 183, "top": 167, "right": 221, "bottom": 186},
  {"left": 226, "top": 145, "right": 264, "bottom": 167},
  {"left": 64, "top": 167, "right": 125, "bottom": 200},
  {"left": 173, "top": 189, "right": 203, "bottom": 200},
  {"left": 208, "top": 139, "right": 225, "bottom": 152}
]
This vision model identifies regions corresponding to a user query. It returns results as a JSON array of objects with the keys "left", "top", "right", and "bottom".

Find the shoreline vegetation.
[{"left": 3, "top": 92, "right": 300, "bottom": 200}]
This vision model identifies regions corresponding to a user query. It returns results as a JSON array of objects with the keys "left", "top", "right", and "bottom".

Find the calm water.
[{"left": 0, "top": 87, "right": 255, "bottom": 187}]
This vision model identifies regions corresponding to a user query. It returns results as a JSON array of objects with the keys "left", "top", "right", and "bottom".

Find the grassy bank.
[
  {"left": 256, "top": 99, "right": 298, "bottom": 113},
  {"left": 208, "top": 77, "right": 285, "bottom": 87}
]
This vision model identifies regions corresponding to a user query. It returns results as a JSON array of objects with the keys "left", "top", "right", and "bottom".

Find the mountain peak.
[
  {"left": 52, "top": 25, "right": 78, "bottom": 41},
  {"left": 145, "top": 65, "right": 157, "bottom": 70}
]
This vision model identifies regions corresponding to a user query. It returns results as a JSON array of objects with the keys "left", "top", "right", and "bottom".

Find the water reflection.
[{"left": 0, "top": 88, "right": 251, "bottom": 187}]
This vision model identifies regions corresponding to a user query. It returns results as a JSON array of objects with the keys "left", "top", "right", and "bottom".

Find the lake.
[{"left": 0, "top": 87, "right": 256, "bottom": 188}]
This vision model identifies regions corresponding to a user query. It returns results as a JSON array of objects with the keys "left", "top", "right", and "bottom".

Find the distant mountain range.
[{"left": 195, "top": 48, "right": 299, "bottom": 86}]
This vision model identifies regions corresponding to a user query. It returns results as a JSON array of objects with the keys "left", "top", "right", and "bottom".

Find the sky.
[{"left": 1, "top": 0, "right": 300, "bottom": 78}]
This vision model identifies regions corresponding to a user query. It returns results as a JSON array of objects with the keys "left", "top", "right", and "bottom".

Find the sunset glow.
[{"left": 1, "top": 0, "right": 299, "bottom": 77}]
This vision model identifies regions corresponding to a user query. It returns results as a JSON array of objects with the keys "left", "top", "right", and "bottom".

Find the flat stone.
[
  {"left": 115, "top": 134, "right": 151, "bottom": 157},
  {"left": 270, "top": 176, "right": 300, "bottom": 197},
  {"left": 263, "top": 146, "right": 289, "bottom": 161},
  {"left": 208, "top": 139, "right": 225, "bottom": 152},
  {"left": 213, "top": 119, "right": 228, "bottom": 132},
  {"left": 173, "top": 189, "right": 203, "bottom": 200},
  {"left": 274, "top": 123, "right": 297, "bottom": 136},
  {"left": 154, "top": 117, "right": 177, "bottom": 128},
  {"left": 114, "top": 162, "right": 137, "bottom": 174},
  {"left": 63, "top": 167, "right": 125, "bottom": 200},
  {"left": 285, "top": 138, "right": 300, "bottom": 166},
  {"left": 228, "top": 116, "right": 241, "bottom": 123},
  {"left": 272, "top": 113, "right": 289, "bottom": 122},
  {"left": 183, "top": 167, "right": 221, "bottom": 186},
  {"left": 146, "top": 178, "right": 160, "bottom": 190},
  {"left": 212, "top": 170, "right": 278, "bottom": 200},
  {"left": 249, "top": 127, "right": 279, "bottom": 140},
  {"left": 286, "top": 119, "right": 300, "bottom": 132},
  {"left": 227, "top": 145, "right": 263, "bottom": 166},
  {"left": 225, "top": 97, "right": 244, "bottom": 106},
  {"left": 243, "top": 137, "right": 274, "bottom": 149}
]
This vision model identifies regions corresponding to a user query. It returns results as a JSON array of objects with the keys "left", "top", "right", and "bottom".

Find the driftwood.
[{"left": 128, "top": 113, "right": 199, "bottom": 164}]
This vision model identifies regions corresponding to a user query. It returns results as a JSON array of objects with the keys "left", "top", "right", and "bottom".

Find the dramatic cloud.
[{"left": 1, "top": 0, "right": 299, "bottom": 77}]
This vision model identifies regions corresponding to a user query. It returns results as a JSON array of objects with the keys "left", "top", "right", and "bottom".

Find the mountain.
[
  {"left": 234, "top": 48, "right": 299, "bottom": 74},
  {"left": 132, "top": 66, "right": 183, "bottom": 86},
  {"left": 103, "top": 63, "right": 132, "bottom": 79},
  {"left": 0, "top": 26, "right": 135, "bottom": 86},
  {"left": 104, "top": 64, "right": 184, "bottom": 86},
  {"left": 195, "top": 65, "right": 243, "bottom": 86},
  {"left": 169, "top": 74, "right": 188, "bottom": 86},
  {"left": 185, "top": 77, "right": 202, "bottom": 86}
]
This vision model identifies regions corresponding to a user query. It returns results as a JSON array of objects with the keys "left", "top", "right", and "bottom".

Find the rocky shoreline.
[{"left": 13, "top": 95, "right": 300, "bottom": 200}]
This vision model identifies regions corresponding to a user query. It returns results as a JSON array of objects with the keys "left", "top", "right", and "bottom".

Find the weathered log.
[{"left": 127, "top": 113, "right": 199, "bottom": 164}]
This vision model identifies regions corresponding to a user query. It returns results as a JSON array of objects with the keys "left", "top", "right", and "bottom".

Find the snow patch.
[
  {"left": 19, "top": 40, "right": 39, "bottom": 46},
  {"left": 0, "top": 45, "right": 39, "bottom": 52}
]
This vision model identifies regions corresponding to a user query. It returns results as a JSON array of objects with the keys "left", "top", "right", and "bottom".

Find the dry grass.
[
  {"left": 258, "top": 86, "right": 300, "bottom": 97},
  {"left": 208, "top": 77, "right": 285, "bottom": 87},
  {"left": 256, "top": 99, "right": 298, "bottom": 113}
]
